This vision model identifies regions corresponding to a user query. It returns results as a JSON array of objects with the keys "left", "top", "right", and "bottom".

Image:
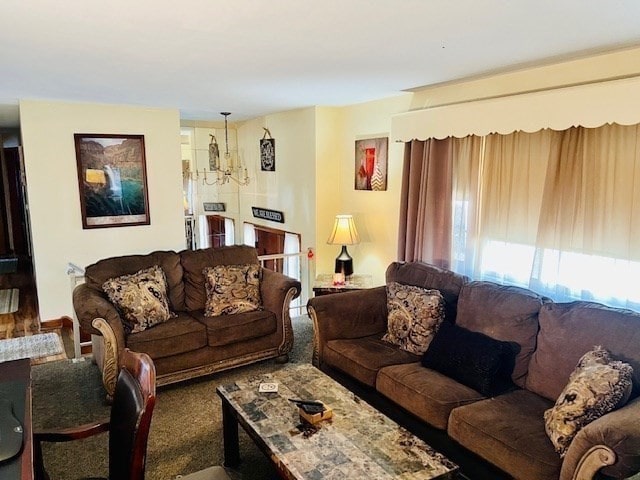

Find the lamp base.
[{"left": 334, "top": 245, "right": 354, "bottom": 277}]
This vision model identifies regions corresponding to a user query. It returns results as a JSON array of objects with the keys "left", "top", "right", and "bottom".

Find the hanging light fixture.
[{"left": 203, "top": 112, "right": 250, "bottom": 186}]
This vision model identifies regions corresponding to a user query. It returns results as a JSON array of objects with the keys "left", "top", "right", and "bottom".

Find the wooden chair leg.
[{"left": 34, "top": 438, "right": 50, "bottom": 480}]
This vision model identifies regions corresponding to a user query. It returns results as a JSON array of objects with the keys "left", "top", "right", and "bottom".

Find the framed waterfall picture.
[
  {"left": 74, "top": 133, "right": 150, "bottom": 229},
  {"left": 355, "top": 137, "right": 388, "bottom": 191}
]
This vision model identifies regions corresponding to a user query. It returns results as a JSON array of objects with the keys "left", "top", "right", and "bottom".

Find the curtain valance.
[{"left": 391, "top": 76, "right": 640, "bottom": 142}]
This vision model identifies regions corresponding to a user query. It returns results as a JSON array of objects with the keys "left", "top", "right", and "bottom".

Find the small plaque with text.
[{"left": 203, "top": 202, "right": 226, "bottom": 212}]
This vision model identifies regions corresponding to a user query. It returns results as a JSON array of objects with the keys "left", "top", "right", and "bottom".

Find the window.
[
  {"left": 198, "top": 215, "right": 234, "bottom": 249},
  {"left": 447, "top": 124, "right": 640, "bottom": 310},
  {"left": 243, "top": 222, "right": 301, "bottom": 276},
  {"left": 207, "top": 215, "right": 226, "bottom": 248}
]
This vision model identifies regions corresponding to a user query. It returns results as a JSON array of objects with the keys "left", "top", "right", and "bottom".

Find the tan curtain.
[
  {"left": 398, "top": 138, "right": 453, "bottom": 266},
  {"left": 450, "top": 135, "right": 483, "bottom": 275},
  {"left": 457, "top": 123, "right": 640, "bottom": 307},
  {"left": 480, "top": 130, "right": 560, "bottom": 243},
  {"left": 402, "top": 123, "right": 640, "bottom": 308},
  {"left": 537, "top": 124, "right": 640, "bottom": 261},
  {"left": 455, "top": 129, "right": 561, "bottom": 284}
]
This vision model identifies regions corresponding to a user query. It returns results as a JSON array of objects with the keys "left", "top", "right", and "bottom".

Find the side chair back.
[
  {"left": 34, "top": 348, "right": 156, "bottom": 480},
  {"left": 110, "top": 348, "right": 156, "bottom": 480}
]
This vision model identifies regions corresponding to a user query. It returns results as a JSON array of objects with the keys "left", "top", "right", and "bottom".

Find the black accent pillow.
[{"left": 421, "top": 320, "right": 517, "bottom": 397}]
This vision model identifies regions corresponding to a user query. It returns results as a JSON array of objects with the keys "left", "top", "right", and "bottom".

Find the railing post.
[
  {"left": 67, "top": 263, "right": 88, "bottom": 359},
  {"left": 257, "top": 250, "right": 313, "bottom": 317}
]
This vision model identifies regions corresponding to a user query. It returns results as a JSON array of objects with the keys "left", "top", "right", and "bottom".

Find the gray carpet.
[{"left": 32, "top": 316, "right": 314, "bottom": 480}]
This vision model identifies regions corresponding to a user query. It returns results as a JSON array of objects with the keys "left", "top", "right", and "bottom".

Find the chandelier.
[{"left": 204, "top": 112, "right": 250, "bottom": 186}]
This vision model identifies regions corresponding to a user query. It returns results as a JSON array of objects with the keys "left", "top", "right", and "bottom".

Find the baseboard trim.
[
  {"left": 40, "top": 316, "right": 73, "bottom": 330},
  {"left": 41, "top": 316, "right": 93, "bottom": 356}
]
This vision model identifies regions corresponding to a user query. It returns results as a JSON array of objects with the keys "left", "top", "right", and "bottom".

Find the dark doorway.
[
  {"left": 253, "top": 225, "right": 286, "bottom": 272},
  {"left": 0, "top": 142, "right": 39, "bottom": 336},
  {"left": 206, "top": 215, "right": 228, "bottom": 248},
  {"left": 0, "top": 147, "right": 29, "bottom": 257}
]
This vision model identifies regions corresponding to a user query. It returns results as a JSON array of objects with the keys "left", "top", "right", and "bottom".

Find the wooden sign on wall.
[
  {"left": 260, "top": 128, "right": 275, "bottom": 171},
  {"left": 203, "top": 202, "right": 226, "bottom": 212},
  {"left": 252, "top": 207, "right": 284, "bottom": 223}
]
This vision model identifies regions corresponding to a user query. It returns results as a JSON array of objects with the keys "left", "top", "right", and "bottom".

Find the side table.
[{"left": 312, "top": 273, "right": 373, "bottom": 296}]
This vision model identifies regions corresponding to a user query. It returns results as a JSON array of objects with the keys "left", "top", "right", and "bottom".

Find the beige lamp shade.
[
  {"left": 327, "top": 215, "right": 360, "bottom": 277},
  {"left": 327, "top": 215, "right": 360, "bottom": 245}
]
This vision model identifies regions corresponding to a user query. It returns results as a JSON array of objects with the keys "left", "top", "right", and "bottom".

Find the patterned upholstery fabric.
[
  {"left": 203, "top": 264, "right": 262, "bottom": 317},
  {"left": 544, "top": 346, "right": 633, "bottom": 457},
  {"left": 382, "top": 282, "right": 444, "bottom": 355},
  {"left": 102, "top": 265, "right": 175, "bottom": 334}
]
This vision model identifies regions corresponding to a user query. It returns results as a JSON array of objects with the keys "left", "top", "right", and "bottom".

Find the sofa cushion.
[
  {"left": 382, "top": 282, "right": 444, "bottom": 355},
  {"left": 455, "top": 281, "right": 544, "bottom": 387},
  {"left": 102, "top": 265, "right": 176, "bottom": 334},
  {"left": 526, "top": 301, "right": 640, "bottom": 402},
  {"left": 323, "top": 335, "right": 419, "bottom": 387},
  {"left": 85, "top": 250, "right": 185, "bottom": 311},
  {"left": 544, "top": 346, "right": 633, "bottom": 457},
  {"left": 203, "top": 264, "right": 262, "bottom": 316},
  {"left": 448, "top": 389, "right": 561, "bottom": 480},
  {"left": 421, "top": 320, "right": 517, "bottom": 397},
  {"left": 126, "top": 312, "right": 207, "bottom": 359},
  {"left": 385, "top": 261, "right": 468, "bottom": 321},
  {"left": 181, "top": 245, "right": 259, "bottom": 311},
  {"left": 377, "top": 362, "right": 485, "bottom": 430},
  {"left": 191, "top": 310, "right": 277, "bottom": 347}
]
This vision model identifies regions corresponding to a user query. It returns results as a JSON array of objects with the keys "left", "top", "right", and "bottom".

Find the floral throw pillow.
[
  {"left": 382, "top": 282, "right": 445, "bottom": 355},
  {"left": 102, "top": 265, "right": 176, "bottom": 334},
  {"left": 204, "top": 264, "right": 263, "bottom": 317},
  {"left": 544, "top": 346, "right": 633, "bottom": 457}
]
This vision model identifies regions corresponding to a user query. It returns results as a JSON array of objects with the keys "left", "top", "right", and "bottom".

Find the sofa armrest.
[
  {"left": 560, "top": 396, "right": 640, "bottom": 480},
  {"left": 92, "top": 317, "right": 126, "bottom": 401},
  {"left": 260, "top": 268, "right": 301, "bottom": 319},
  {"left": 260, "top": 268, "right": 301, "bottom": 358},
  {"left": 307, "top": 286, "right": 388, "bottom": 367},
  {"left": 73, "top": 283, "right": 122, "bottom": 336}
]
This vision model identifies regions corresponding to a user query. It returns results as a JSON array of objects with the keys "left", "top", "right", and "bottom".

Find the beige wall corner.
[
  {"left": 20, "top": 100, "right": 185, "bottom": 321},
  {"left": 325, "top": 94, "right": 413, "bottom": 286},
  {"left": 237, "top": 107, "right": 317, "bottom": 250}
]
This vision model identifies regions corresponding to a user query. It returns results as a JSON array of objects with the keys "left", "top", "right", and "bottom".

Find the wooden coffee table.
[{"left": 217, "top": 363, "right": 458, "bottom": 479}]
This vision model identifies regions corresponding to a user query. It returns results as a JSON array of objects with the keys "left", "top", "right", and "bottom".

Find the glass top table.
[{"left": 217, "top": 363, "right": 458, "bottom": 479}]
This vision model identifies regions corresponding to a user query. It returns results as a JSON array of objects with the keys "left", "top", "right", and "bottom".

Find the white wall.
[
  {"left": 314, "top": 107, "right": 342, "bottom": 275},
  {"left": 237, "top": 108, "right": 316, "bottom": 252},
  {"left": 236, "top": 101, "right": 414, "bottom": 288},
  {"left": 20, "top": 100, "right": 185, "bottom": 321},
  {"left": 322, "top": 95, "right": 413, "bottom": 286}
]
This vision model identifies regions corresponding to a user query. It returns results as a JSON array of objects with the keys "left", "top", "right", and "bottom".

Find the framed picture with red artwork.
[{"left": 354, "top": 137, "right": 388, "bottom": 191}]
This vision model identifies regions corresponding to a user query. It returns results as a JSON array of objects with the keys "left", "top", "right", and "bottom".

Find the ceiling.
[{"left": 2, "top": 0, "right": 640, "bottom": 127}]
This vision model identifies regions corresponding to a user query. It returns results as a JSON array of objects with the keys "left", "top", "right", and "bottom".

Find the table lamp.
[{"left": 327, "top": 214, "right": 360, "bottom": 278}]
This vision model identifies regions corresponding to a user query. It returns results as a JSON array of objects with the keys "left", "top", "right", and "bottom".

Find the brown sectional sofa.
[
  {"left": 74, "top": 245, "right": 301, "bottom": 398},
  {"left": 307, "top": 261, "right": 640, "bottom": 480}
]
